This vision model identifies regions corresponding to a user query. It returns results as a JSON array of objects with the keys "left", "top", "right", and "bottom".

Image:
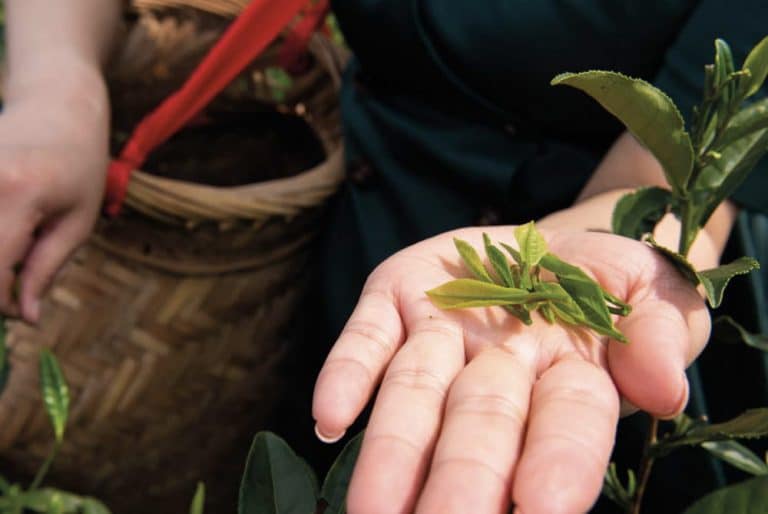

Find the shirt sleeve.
[{"left": 653, "top": 0, "right": 768, "bottom": 214}]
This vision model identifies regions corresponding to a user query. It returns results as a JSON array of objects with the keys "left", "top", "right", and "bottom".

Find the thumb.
[
  {"left": 18, "top": 215, "right": 91, "bottom": 323},
  {"left": 608, "top": 267, "right": 710, "bottom": 419}
]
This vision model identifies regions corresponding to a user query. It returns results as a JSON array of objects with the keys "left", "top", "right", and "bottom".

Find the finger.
[
  {"left": 18, "top": 215, "right": 90, "bottom": 323},
  {"left": 313, "top": 282, "right": 405, "bottom": 441},
  {"left": 513, "top": 358, "right": 619, "bottom": 514},
  {"left": 415, "top": 347, "right": 536, "bottom": 514},
  {"left": 0, "top": 218, "right": 35, "bottom": 317},
  {"left": 609, "top": 289, "right": 708, "bottom": 418},
  {"left": 346, "top": 312, "right": 465, "bottom": 514}
]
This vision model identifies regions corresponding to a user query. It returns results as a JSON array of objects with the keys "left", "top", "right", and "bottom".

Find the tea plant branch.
[
  {"left": 552, "top": 35, "right": 768, "bottom": 514},
  {"left": 631, "top": 417, "right": 658, "bottom": 514}
]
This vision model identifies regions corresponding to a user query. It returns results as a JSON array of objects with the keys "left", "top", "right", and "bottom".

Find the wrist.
[{"left": 4, "top": 53, "right": 109, "bottom": 120}]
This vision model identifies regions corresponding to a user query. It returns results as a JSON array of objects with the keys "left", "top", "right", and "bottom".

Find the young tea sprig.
[{"left": 426, "top": 222, "right": 631, "bottom": 342}]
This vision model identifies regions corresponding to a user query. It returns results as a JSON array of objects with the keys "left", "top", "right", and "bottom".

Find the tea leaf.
[
  {"left": 714, "top": 39, "right": 736, "bottom": 112},
  {"left": 540, "top": 254, "right": 628, "bottom": 342},
  {"left": 611, "top": 187, "right": 673, "bottom": 239},
  {"left": 39, "top": 349, "right": 69, "bottom": 443},
  {"left": 697, "top": 257, "right": 760, "bottom": 308},
  {"left": 698, "top": 129, "right": 768, "bottom": 224},
  {"left": 499, "top": 242, "right": 523, "bottom": 266},
  {"left": 483, "top": 234, "right": 515, "bottom": 287},
  {"left": 13, "top": 489, "right": 111, "bottom": 514},
  {"left": 702, "top": 440, "right": 768, "bottom": 476},
  {"left": 717, "top": 97, "right": 768, "bottom": 148},
  {"left": 189, "top": 483, "right": 205, "bottom": 514},
  {"left": 652, "top": 408, "right": 768, "bottom": 456},
  {"left": 645, "top": 238, "right": 701, "bottom": 286},
  {"left": 238, "top": 432, "right": 318, "bottom": 514},
  {"left": 514, "top": 222, "right": 548, "bottom": 267},
  {"left": 740, "top": 35, "right": 768, "bottom": 98},
  {"left": 540, "top": 303, "right": 557, "bottom": 323},
  {"left": 552, "top": 71, "right": 694, "bottom": 195},
  {"left": 682, "top": 475, "right": 768, "bottom": 514},
  {"left": 0, "top": 317, "right": 8, "bottom": 396},
  {"left": 712, "top": 316, "right": 768, "bottom": 351},
  {"left": 454, "top": 238, "right": 493, "bottom": 283},
  {"left": 601, "top": 463, "right": 635, "bottom": 511},
  {"left": 426, "top": 279, "right": 567, "bottom": 310},
  {"left": 321, "top": 432, "right": 363, "bottom": 514}
]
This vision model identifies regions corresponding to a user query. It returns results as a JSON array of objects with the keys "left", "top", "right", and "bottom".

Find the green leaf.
[
  {"left": 189, "top": 483, "right": 205, "bottom": 514},
  {"left": 552, "top": 71, "right": 694, "bottom": 195},
  {"left": 0, "top": 317, "right": 8, "bottom": 396},
  {"left": 81, "top": 499, "right": 112, "bottom": 514},
  {"left": 483, "top": 234, "right": 515, "bottom": 287},
  {"left": 652, "top": 408, "right": 768, "bottom": 456},
  {"left": 514, "top": 222, "right": 548, "bottom": 267},
  {"left": 39, "top": 349, "right": 69, "bottom": 443},
  {"left": 321, "top": 432, "right": 363, "bottom": 514},
  {"left": 499, "top": 243, "right": 523, "bottom": 266},
  {"left": 682, "top": 475, "right": 768, "bottom": 514},
  {"left": 697, "top": 257, "right": 760, "bottom": 308},
  {"left": 611, "top": 187, "right": 673, "bottom": 239},
  {"left": 426, "top": 279, "right": 567, "bottom": 310},
  {"left": 238, "top": 432, "right": 318, "bottom": 514},
  {"left": 699, "top": 128, "right": 768, "bottom": 225},
  {"left": 645, "top": 237, "right": 701, "bottom": 286},
  {"left": 14, "top": 489, "right": 111, "bottom": 514},
  {"left": 717, "top": 97, "right": 768, "bottom": 148},
  {"left": 453, "top": 238, "right": 493, "bottom": 283},
  {"left": 741, "top": 35, "right": 768, "bottom": 98},
  {"left": 702, "top": 440, "right": 768, "bottom": 476},
  {"left": 539, "top": 254, "right": 628, "bottom": 342},
  {"left": 712, "top": 316, "right": 768, "bottom": 351},
  {"left": 601, "top": 463, "right": 635, "bottom": 511},
  {"left": 714, "top": 39, "right": 736, "bottom": 112}
]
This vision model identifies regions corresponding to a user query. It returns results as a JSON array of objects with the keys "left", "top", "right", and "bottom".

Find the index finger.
[{"left": 312, "top": 281, "right": 405, "bottom": 441}]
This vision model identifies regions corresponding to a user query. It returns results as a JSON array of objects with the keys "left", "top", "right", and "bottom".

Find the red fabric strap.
[
  {"left": 279, "top": 0, "right": 331, "bottom": 73},
  {"left": 105, "top": 0, "right": 309, "bottom": 216}
]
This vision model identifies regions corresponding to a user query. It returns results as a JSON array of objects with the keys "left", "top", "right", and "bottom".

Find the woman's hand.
[
  {"left": 313, "top": 227, "right": 710, "bottom": 514},
  {"left": 0, "top": 0, "right": 121, "bottom": 322},
  {"left": 0, "top": 72, "right": 110, "bottom": 322}
]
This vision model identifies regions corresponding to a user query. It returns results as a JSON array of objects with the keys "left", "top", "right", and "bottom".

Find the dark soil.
[{"left": 112, "top": 110, "right": 326, "bottom": 187}]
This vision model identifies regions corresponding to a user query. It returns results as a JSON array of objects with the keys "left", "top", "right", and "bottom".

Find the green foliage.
[
  {"left": 611, "top": 187, "right": 675, "bottom": 239},
  {"left": 237, "top": 431, "right": 363, "bottom": 514},
  {"left": 602, "top": 463, "right": 636, "bottom": 511},
  {"left": 238, "top": 432, "right": 318, "bottom": 514},
  {"left": 652, "top": 409, "right": 768, "bottom": 457},
  {"left": 681, "top": 475, "right": 768, "bottom": 514},
  {"left": 701, "top": 441, "right": 768, "bottom": 476},
  {"left": 697, "top": 257, "right": 761, "bottom": 308},
  {"left": 39, "top": 350, "right": 69, "bottom": 443},
  {"left": 0, "top": 489, "right": 110, "bottom": 514},
  {"left": 320, "top": 432, "right": 364, "bottom": 514},
  {"left": 551, "top": 71, "right": 694, "bottom": 196},
  {"left": 428, "top": 225, "right": 631, "bottom": 342},
  {"left": 189, "top": 483, "right": 205, "bottom": 514},
  {"left": 740, "top": 36, "right": 768, "bottom": 98},
  {"left": 712, "top": 316, "right": 768, "bottom": 351}
]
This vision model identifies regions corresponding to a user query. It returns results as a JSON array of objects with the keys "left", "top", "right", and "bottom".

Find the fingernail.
[{"left": 314, "top": 423, "right": 345, "bottom": 444}]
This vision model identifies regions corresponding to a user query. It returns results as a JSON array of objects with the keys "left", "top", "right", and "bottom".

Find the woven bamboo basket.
[{"left": 0, "top": 1, "right": 345, "bottom": 512}]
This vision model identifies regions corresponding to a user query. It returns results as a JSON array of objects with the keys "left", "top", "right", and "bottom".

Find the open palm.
[{"left": 313, "top": 227, "right": 710, "bottom": 514}]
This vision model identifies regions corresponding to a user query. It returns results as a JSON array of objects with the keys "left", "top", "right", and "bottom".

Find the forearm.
[
  {"left": 540, "top": 131, "right": 739, "bottom": 269},
  {"left": 4, "top": 0, "right": 122, "bottom": 106}
]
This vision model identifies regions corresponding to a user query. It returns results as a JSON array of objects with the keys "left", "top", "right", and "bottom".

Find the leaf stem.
[
  {"left": 29, "top": 441, "right": 60, "bottom": 491},
  {"left": 630, "top": 416, "right": 659, "bottom": 514}
]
